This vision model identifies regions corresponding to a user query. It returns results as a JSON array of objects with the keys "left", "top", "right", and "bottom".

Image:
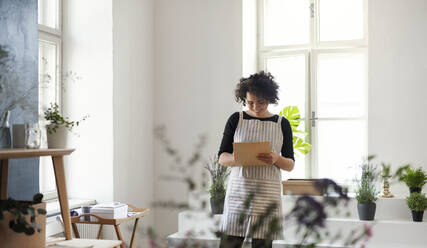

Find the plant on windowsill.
[
  {"left": 355, "top": 155, "right": 380, "bottom": 221},
  {"left": 380, "top": 163, "right": 394, "bottom": 198},
  {"left": 406, "top": 192, "right": 427, "bottom": 222},
  {"left": 204, "top": 155, "right": 230, "bottom": 214},
  {"left": 44, "top": 102, "right": 88, "bottom": 148},
  {"left": 396, "top": 166, "right": 427, "bottom": 194},
  {"left": 0, "top": 193, "right": 47, "bottom": 247}
]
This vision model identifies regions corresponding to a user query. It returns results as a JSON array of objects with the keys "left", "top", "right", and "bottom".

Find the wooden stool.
[{"left": 71, "top": 204, "right": 149, "bottom": 248}]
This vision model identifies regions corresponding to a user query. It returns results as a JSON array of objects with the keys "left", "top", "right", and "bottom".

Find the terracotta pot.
[
  {"left": 0, "top": 202, "right": 46, "bottom": 248},
  {"left": 47, "top": 125, "right": 67, "bottom": 148},
  {"left": 357, "top": 202, "right": 376, "bottom": 221}
]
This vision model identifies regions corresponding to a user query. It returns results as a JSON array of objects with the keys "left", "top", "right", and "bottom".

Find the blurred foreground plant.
[{"left": 143, "top": 127, "right": 373, "bottom": 248}]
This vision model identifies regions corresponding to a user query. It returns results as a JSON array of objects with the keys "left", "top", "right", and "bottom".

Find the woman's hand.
[
  {"left": 219, "top": 152, "right": 237, "bottom": 166},
  {"left": 257, "top": 152, "right": 280, "bottom": 165}
]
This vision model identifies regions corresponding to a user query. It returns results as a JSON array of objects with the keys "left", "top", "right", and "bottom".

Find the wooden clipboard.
[{"left": 233, "top": 141, "right": 271, "bottom": 166}]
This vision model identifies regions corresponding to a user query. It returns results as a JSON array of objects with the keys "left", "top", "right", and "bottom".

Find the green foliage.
[
  {"left": 204, "top": 156, "right": 230, "bottom": 200},
  {"left": 397, "top": 166, "right": 427, "bottom": 188},
  {"left": 406, "top": 192, "right": 427, "bottom": 211},
  {"left": 0, "top": 193, "right": 46, "bottom": 235},
  {"left": 355, "top": 156, "right": 379, "bottom": 204},
  {"left": 279, "top": 106, "right": 312, "bottom": 155},
  {"left": 381, "top": 163, "right": 392, "bottom": 179},
  {"left": 44, "top": 103, "right": 88, "bottom": 134}
]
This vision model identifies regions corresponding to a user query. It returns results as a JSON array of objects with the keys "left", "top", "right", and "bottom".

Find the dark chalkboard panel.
[{"left": 0, "top": 0, "right": 39, "bottom": 200}]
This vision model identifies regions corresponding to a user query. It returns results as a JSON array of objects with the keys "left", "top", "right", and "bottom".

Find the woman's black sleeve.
[
  {"left": 281, "top": 118, "right": 295, "bottom": 161},
  {"left": 218, "top": 112, "right": 240, "bottom": 157}
]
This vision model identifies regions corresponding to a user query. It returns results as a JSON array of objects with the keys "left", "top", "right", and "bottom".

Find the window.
[
  {"left": 38, "top": 0, "right": 62, "bottom": 199},
  {"left": 259, "top": 0, "right": 368, "bottom": 186}
]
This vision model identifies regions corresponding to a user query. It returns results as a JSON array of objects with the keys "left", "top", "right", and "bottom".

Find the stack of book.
[{"left": 90, "top": 202, "right": 128, "bottom": 219}]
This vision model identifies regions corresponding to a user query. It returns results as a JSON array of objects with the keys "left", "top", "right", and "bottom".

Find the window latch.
[
  {"left": 309, "top": 111, "right": 318, "bottom": 127},
  {"left": 310, "top": 3, "right": 315, "bottom": 18}
]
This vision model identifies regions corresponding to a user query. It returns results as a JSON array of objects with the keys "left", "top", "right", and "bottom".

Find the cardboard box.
[{"left": 282, "top": 179, "right": 323, "bottom": 195}]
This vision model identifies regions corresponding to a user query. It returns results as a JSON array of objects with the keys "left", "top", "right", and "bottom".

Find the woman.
[{"left": 218, "top": 71, "right": 295, "bottom": 248}]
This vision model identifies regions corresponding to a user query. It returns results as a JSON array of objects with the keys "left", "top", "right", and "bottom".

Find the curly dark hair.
[{"left": 234, "top": 71, "right": 279, "bottom": 106}]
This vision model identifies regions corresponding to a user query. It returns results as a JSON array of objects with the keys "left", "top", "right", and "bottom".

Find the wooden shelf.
[{"left": 0, "top": 148, "right": 75, "bottom": 159}]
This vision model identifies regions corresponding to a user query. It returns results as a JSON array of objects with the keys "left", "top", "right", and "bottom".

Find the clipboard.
[{"left": 233, "top": 141, "right": 271, "bottom": 166}]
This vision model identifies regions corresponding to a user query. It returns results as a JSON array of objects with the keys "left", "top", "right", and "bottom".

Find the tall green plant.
[
  {"left": 355, "top": 156, "right": 379, "bottom": 204},
  {"left": 279, "top": 106, "right": 312, "bottom": 155}
]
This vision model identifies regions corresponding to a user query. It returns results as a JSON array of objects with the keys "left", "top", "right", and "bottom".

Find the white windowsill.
[{"left": 45, "top": 198, "right": 96, "bottom": 217}]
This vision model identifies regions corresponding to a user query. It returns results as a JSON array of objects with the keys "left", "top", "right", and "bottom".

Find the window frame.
[
  {"left": 257, "top": 0, "right": 368, "bottom": 180},
  {"left": 38, "top": 0, "right": 62, "bottom": 200}
]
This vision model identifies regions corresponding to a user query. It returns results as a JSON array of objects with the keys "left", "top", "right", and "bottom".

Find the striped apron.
[{"left": 221, "top": 111, "right": 284, "bottom": 240}]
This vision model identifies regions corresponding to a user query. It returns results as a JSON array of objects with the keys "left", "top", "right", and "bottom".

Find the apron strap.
[{"left": 277, "top": 115, "right": 283, "bottom": 125}]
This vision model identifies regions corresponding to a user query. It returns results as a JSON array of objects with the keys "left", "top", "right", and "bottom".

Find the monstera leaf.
[
  {"left": 280, "top": 106, "right": 312, "bottom": 156},
  {"left": 279, "top": 106, "right": 301, "bottom": 130}
]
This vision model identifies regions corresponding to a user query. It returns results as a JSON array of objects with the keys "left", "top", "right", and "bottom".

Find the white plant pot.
[{"left": 46, "top": 125, "right": 67, "bottom": 148}]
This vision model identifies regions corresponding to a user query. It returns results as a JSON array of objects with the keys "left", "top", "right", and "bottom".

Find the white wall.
[
  {"left": 153, "top": 0, "right": 243, "bottom": 238},
  {"left": 62, "top": 0, "right": 114, "bottom": 202},
  {"left": 112, "top": 0, "right": 155, "bottom": 245},
  {"left": 368, "top": 0, "right": 427, "bottom": 196}
]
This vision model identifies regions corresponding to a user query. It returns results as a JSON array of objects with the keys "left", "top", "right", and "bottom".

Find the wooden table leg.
[
  {"left": 1, "top": 159, "right": 9, "bottom": 200},
  {"left": 129, "top": 218, "right": 140, "bottom": 248},
  {"left": 114, "top": 224, "right": 125, "bottom": 248},
  {"left": 52, "top": 156, "right": 72, "bottom": 240},
  {"left": 97, "top": 224, "right": 104, "bottom": 239},
  {"left": 72, "top": 223, "right": 80, "bottom": 238}
]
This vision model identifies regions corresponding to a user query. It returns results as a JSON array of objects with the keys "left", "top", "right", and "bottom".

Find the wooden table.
[
  {"left": 71, "top": 205, "right": 149, "bottom": 248},
  {"left": 0, "top": 148, "right": 75, "bottom": 240}
]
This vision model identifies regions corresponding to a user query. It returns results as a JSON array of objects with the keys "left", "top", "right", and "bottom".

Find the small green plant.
[
  {"left": 0, "top": 193, "right": 47, "bottom": 235},
  {"left": 381, "top": 163, "right": 392, "bottom": 179},
  {"left": 397, "top": 166, "right": 427, "bottom": 189},
  {"left": 355, "top": 156, "right": 380, "bottom": 204},
  {"left": 279, "top": 106, "right": 312, "bottom": 155},
  {"left": 204, "top": 155, "right": 230, "bottom": 200},
  {"left": 406, "top": 192, "right": 427, "bottom": 211},
  {"left": 44, "top": 103, "right": 88, "bottom": 134}
]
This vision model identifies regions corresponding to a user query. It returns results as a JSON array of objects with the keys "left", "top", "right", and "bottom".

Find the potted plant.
[
  {"left": 204, "top": 155, "right": 230, "bottom": 214},
  {"left": 0, "top": 193, "right": 47, "bottom": 247},
  {"left": 380, "top": 163, "right": 394, "bottom": 198},
  {"left": 355, "top": 155, "right": 379, "bottom": 221},
  {"left": 396, "top": 166, "right": 427, "bottom": 193},
  {"left": 406, "top": 192, "right": 427, "bottom": 222},
  {"left": 44, "top": 102, "right": 88, "bottom": 148}
]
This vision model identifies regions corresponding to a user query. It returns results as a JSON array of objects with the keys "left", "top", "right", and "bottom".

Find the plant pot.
[
  {"left": 47, "top": 125, "right": 67, "bottom": 148},
  {"left": 409, "top": 187, "right": 422, "bottom": 194},
  {"left": 210, "top": 197, "right": 225, "bottom": 214},
  {"left": 0, "top": 202, "right": 46, "bottom": 248},
  {"left": 357, "top": 202, "right": 376, "bottom": 221},
  {"left": 411, "top": 210, "right": 424, "bottom": 222}
]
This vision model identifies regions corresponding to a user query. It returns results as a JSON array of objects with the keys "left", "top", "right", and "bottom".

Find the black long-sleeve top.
[{"left": 218, "top": 111, "right": 295, "bottom": 161}]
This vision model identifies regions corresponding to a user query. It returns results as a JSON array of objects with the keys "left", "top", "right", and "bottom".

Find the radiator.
[
  {"left": 46, "top": 215, "right": 102, "bottom": 239},
  {"left": 74, "top": 223, "right": 102, "bottom": 239}
]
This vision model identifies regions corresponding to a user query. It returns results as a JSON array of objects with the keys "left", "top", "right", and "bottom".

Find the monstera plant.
[{"left": 279, "top": 106, "right": 312, "bottom": 155}]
